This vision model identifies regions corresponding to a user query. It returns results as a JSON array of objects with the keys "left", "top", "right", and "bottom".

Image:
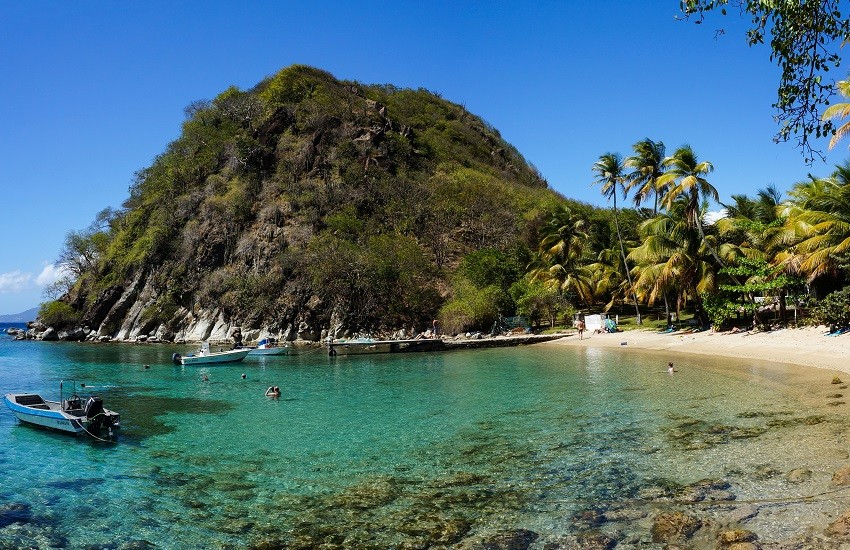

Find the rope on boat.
[
  {"left": 80, "top": 426, "right": 112, "bottom": 443},
  {"left": 80, "top": 412, "right": 115, "bottom": 443}
]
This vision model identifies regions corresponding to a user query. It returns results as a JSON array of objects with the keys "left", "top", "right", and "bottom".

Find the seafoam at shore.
[{"left": 544, "top": 326, "right": 850, "bottom": 375}]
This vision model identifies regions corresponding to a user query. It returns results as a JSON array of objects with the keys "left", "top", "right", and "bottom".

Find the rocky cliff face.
[{"left": 40, "top": 65, "right": 559, "bottom": 343}]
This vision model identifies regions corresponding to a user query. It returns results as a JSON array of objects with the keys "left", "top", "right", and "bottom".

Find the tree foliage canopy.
[{"left": 681, "top": 0, "right": 850, "bottom": 162}]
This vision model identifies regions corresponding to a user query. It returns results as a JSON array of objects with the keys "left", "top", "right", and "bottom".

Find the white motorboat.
[
  {"left": 172, "top": 342, "right": 251, "bottom": 365},
  {"left": 247, "top": 338, "right": 289, "bottom": 356},
  {"left": 3, "top": 380, "right": 120, "bottom": 436}
]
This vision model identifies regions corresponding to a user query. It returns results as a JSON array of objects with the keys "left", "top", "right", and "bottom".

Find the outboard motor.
[
  {"left": 172, "top": 352, "right": 182, "bottom": 365},
  {"left": 85, "top": 396, "right": 113, "bottom": 433}
]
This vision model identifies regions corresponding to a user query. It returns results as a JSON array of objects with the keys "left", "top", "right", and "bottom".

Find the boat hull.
[
  {"left": 179, "top": 348, "right": 251, "bottom": 365},
  {"left": 247, "top": 347, "right": 289, "bottom": 356},
  {"left": 3, "top": 394, "right": 120, "bottom": 435}
]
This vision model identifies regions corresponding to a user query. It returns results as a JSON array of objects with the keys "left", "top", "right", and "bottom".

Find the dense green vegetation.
[
  {"left": 50, "top": 65, "right": 591, "bottom": 337},
  {"left": 527, "top": 139, "right": 850, "bottom": 332}
]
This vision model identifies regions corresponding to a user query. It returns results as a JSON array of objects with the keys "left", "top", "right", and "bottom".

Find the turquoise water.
[{"left": 2, "top": 329, "right": 850, "bottom": 547}]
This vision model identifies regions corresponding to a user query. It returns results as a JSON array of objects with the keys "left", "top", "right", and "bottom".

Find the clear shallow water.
[{"left": 2, "top": 330, "right": 850, "bottom": 547}]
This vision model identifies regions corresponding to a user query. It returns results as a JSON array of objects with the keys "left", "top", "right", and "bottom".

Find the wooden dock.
[{"left": 327, "top": 334, "right": 566, "bottom": 356}]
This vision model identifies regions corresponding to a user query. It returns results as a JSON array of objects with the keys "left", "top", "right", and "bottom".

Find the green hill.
[{"left": 50, "top": 65, "right": 564, "bottom": 342}]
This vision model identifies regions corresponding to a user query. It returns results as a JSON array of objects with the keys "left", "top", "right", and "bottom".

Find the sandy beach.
[{"left": 544, "top": 325, "right": 850, "bottom": 375}]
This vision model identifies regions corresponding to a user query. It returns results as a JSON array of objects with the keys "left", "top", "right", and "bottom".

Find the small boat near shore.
[
  {"left": 172, "top": 343, "right": 251, "bottom": 365},
  {"left": 3, "top": 380, "right": 120, "bottom": 436},
  {"left": 247, "top": 338, "right": 289, "bottom": 356}
]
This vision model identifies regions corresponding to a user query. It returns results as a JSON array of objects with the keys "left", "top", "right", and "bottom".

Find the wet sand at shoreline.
[{"left": 543, "top": 326, "right": 850, "bottom": 375}]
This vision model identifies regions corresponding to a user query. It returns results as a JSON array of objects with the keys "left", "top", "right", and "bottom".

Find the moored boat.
[
  {"left": 247, "top": 338, "right": 289, "bottom": 356},
  {"left": 3, "top": 381, "right": 120, "bottom": 436},
  {"left": 172, "top": 342, "right": 251, "bottom": 365}
]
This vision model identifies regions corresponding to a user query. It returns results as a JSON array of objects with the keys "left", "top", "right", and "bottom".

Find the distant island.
[{"left": 0, "top": 307, "right": 38, "bottom": 323}]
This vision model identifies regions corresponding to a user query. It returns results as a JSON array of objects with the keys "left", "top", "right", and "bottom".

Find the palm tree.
[
  {"left": 717, "top": 185, "right": 794, "bottom": 324},
  {"left": 822, "top": 80, "right": 850, "bottom": 150},
  {"left": 592, "top": 153, "right": 642, "bottom": 323},
  {"left": 778, "top": 163, "right": 850, "bottom": 282},
  {"left": 658, "top": 145, "right": 732, "bottom": 277},
  {"left": 629, "top": 199, "right": 731, "bottom": 326},
  {"left": 528, "top": 205, "right": 594, "bottom": 304},
  {"left": 659, "top": 145, "right": 718, "bottom": 226},
  {"left": 717, "top": 184, "right": 783, "bottom": 258},
  {"left": 625, "top": 138, "right": 666, "bottom": 214}
]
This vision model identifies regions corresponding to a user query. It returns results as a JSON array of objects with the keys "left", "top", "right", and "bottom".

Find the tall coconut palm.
[
  {"left": 629, "top": 199, "right": 731, "bottom": 327},
  {"left": 528, "top": 205, "right": 594, "bottom": 304},
  {"left": 717, "top": 185, "right": 784, "bottom": 259},
  {"left": 778, "top": 163, "right": 850, "bottom": 282},
  {"left": 592, "top": 152, "right": 641, "bottom": 323},
  {"left": 625, "top": 138, "right": 666, "bottom": 214},
  {"left": 822, "top": 80, "right": 850, "bottom": 150},
  {"left": 658, "top": 145, "right": 731, "bottom": 277}
]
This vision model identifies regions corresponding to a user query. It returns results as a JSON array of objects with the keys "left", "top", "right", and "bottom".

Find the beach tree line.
[{"left": 522, "top": 138, "right": 850, "bottom": 331}]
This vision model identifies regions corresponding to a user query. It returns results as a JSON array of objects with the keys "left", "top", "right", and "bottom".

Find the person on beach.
[
  {"left": 667, "top": 362, "right": 677, "bottom": 374},
  {"left": 577, "top": 319, "right": 586, "bottom": 340}
]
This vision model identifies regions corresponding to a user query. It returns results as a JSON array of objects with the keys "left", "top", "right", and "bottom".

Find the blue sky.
[{"left": 1, "top": 1, "right": 848, "bottom": 314}]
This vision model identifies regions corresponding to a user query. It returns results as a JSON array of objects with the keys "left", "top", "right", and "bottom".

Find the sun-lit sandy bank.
[{"left": 543, "top": 325, "right": 850, "bottom": 374}]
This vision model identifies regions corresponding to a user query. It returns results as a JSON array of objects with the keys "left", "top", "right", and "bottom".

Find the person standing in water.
[{"left": 667, "top": 362, "right": 677, "bottom": 374}]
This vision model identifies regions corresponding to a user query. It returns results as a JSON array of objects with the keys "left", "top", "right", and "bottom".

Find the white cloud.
[
  {"left": 36, "top": 264, "right": 70, "bottom": 286},
  {"left": 0, "top": 270, "right": 32, "bottom": 294},
  {"left": 704, "top": 209, "right": 728, "bottom": 225}
]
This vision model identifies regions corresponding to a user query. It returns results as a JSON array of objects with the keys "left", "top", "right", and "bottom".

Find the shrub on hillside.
[{"left": 38, "top": 301, "right": 81, "bottom": 330}]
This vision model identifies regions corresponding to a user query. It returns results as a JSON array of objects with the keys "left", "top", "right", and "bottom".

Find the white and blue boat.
[
  {"left": 247, "top": 338, "right": 289, "bottom": 356},
  {"left": 3, "top": 380, "right": 120, "bottom": 436},
  {"left": 172, "top": 342, "right": 251, "bottom": 365}
]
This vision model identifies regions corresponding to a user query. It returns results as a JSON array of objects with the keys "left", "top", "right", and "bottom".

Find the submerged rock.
[
  {"left": 570, "top": 508, "right": 605, "bottom": 530},
  {"left": 457, "top": 529, "right": 538, "bottom": 550},
  {"left": 752, "top": 465, "right": 782, "bottom": 480},
  {"left": 0, "top": 502, "right": 31, "bottom": 528},
  {"left": 785, "top": 468, "right": 813, "bottom": 483},
  {"left": 717, "top": 529, "right": 758, "bottom": 544},
  {"left": 650, "top": 511, "right": 701, "bottom": 543},
  {"left": 677, "top": 479, "right": 734, "bottom": 503},
  {"left": 575, "top": 530, "right": 617, "bottom": 549},
  {"left": 826, "top": 510, "right": 850, "bottom": 538},
  {"left": 831, "top": 466, "right": 850, "bottom": 486},
  {"left": 0, "top": 521, "right": 67, "bottom": 548}
]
